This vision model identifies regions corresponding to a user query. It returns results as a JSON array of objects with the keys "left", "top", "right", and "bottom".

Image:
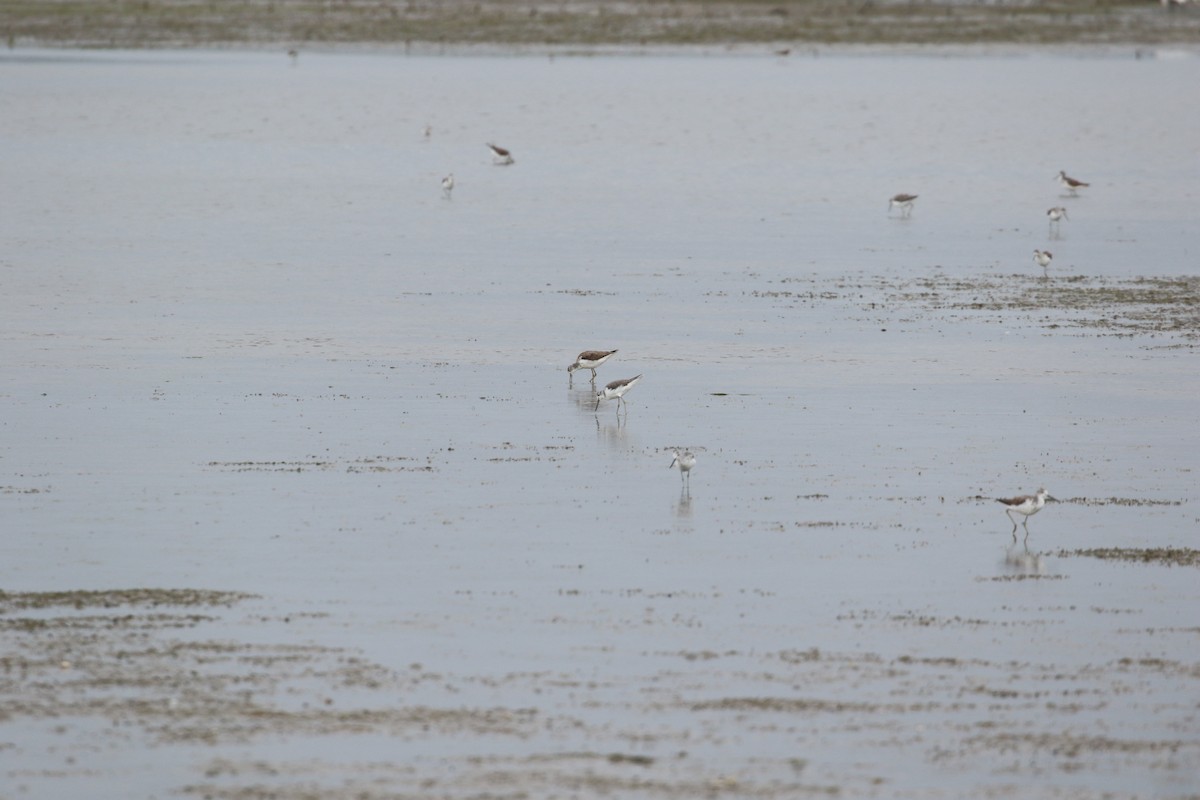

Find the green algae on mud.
[{"left": 3, "top": 0, "right": 1200, "bottom": 49}]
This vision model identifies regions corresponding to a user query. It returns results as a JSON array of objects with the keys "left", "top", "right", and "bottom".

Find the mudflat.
[
  {"left": 2, "top": 48, "right": 1198, "bottom": 799},
  {"left": 3, "top": 0, "right": 1200, "bottom": 49}
]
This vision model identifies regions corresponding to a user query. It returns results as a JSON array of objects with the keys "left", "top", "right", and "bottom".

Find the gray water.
[{"left": 2, "top": 48, "right": 1198, "bottom": 799}]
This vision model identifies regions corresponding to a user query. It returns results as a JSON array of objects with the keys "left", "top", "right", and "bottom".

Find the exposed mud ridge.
[
  {"left": 984, "top": 573, "right": 1068, "bottom": 581},
  {"left": 959, "top": 731, "right": 1197, "bottom": 759},
  {"left": 5, "top": 590, "right": 1199, "bottom": 798},
  {"left": 180, "top": 759, "right": 839, "bottom": 800},
  {"left": 964, "top": 495, "right": 1186, "bottom": 507},
  {"left": 3, "top": 0, "right": 1200, "bottom": 49},
  {"left": 766, "top": 274, "right": 1200, "bottom": 340},
  {"left": 0, "top": 588, "right": 538, "bottom": 748},
  {"left": 1058, "top": 547, "right": 1200, "bottom": 567},
  {"left": 691, "top": 695, "right": 930, "bottom": 714},
  {"left": 207, "top": 454, "right": 438, "bottom": 473},
  {"left": 206, "top": 445, "right": 577, "bottom": 473},
  {"left": 902, "top": 274, "right": 1200, "bottom": 339}
]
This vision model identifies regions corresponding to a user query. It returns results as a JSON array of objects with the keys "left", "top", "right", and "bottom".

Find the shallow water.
[{"left": 1, "top": 49, "right": 1198, "bottom": 799}]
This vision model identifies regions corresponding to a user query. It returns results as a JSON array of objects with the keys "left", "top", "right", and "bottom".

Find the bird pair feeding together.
[
  {"left": 568, "top": 350, "right": 695, "bottom": 481},
  {"left": 566, "top": 350, "right": 642, "bottom": 413}
]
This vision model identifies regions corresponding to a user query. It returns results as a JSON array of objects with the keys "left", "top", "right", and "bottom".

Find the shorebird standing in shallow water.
[
  {"left": 595, "top": 375, "right": 642, "bottom": 414},
  {"left": 668, "top": 451, "right": 696, "bottom": 487},
  {"left": 487, "top": 143, "right": 514, "bottom": 165},
  {"left": 1047, "top": 206, "right": 1068, "bottom": 234},
  {"left": 888, "top": 193, "right": 918, "bottom": 217},
  {"left": 567, "top": 349, "right": 618, "bottom": 383},
  {"left": 1057, "top": 170, "right": 1089, "bottom": 196},
  {"left": 1033, "top": 249, "right": 1053, "bottom": 275},
  {"left": 441, "top": 173, "right": 454, "bottom": 199},
  {"left": 996, "top": 488, "right": 1057, "bottom": 541}
]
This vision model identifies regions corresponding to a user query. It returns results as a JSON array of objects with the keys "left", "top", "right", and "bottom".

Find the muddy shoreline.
[{"left": 4, "top": 0, "right": 1200, "bottom": 50}]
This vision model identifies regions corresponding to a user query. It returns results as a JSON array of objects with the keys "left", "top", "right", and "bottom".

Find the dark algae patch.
[
  {"left": 1058, "top": 547, "right": 1200, "bottom": 567},
  {"left": 0, "top": 587, "right": 255, "bottom": 611},
  {"left": 763, "top": 274, "right": 1200, "bottom": 341},
  {"left": 1060, "top": 496, "right": 1184, "bottom": 507},
  {"left": 892, "top": 274, "right": 1200, "bottom": 339}
]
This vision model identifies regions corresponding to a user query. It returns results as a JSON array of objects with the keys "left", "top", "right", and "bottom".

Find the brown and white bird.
[
  {"left": 487, "top": 142, "right": 514, "bottom": 165},
  {"left": 996, "top": 488, "right": 1057, "bottom": 539},
  {"left": 1047, "top": 206, "right": 1068, "bottom": 231},
  {"left": 1033, "top": 249, "right": 1053, "bottom": 272},
  {"left": 888, "top": 193, "right": 918, "bottom": 217},
  {"left": 567, "top": 349, "right": 618, "bottom": 381},
  {"left": 595, "top": 375, "right": 642, "bottom": 414},
  {"left": 1056, "top": 170, "right": 1089, "bottom": 195},
  {"left": 441, "top": 173, "right": 454, "bottom": 198}
]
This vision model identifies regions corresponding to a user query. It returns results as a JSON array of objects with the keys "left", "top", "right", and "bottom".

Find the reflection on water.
[
  {"left": 594, "top": 414, "right": 633, "bottom": 451},
  {"left": 568, "top": 386, "right": 638, "bottom": 451},
  {"left": 567, "top": 385, "right": 601, "bottom": 415},
  {"left": 675, "top": 485, "right": 693, "bottom": 519},
  {"left": 1003, "top": 542, "right": 1047, "bottom": 576},
  {"left": 568, "top": 383, "right": 635, "bottom": 424}
]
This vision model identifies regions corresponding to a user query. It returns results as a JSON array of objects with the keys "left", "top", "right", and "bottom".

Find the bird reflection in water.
[
  {"left": 1003, "top": 541, "right": 1047, "bottom": 576},
  {"left": 675, "top": 484, "right": 693, "bottom": 519}
]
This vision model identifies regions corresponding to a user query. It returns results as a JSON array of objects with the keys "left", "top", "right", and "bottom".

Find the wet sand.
[{"left": 2, "top": 50, "right": 1199, "bottom": 798}]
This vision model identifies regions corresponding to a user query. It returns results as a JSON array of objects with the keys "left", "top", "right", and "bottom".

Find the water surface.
[{"left": 2, "top": 49, "right": 1198, "bottom": 799}]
